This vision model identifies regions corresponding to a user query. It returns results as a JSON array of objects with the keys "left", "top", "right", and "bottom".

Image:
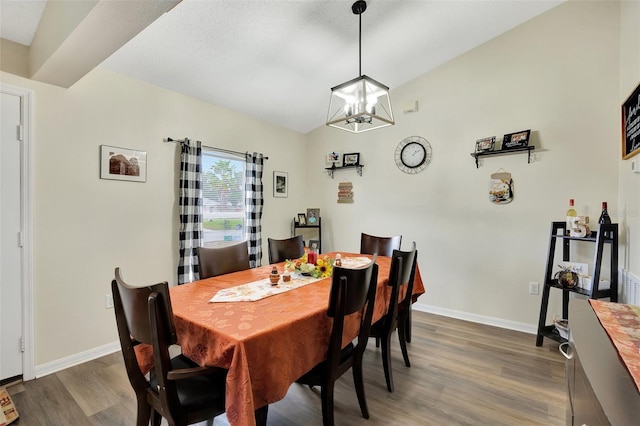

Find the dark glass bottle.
[
  {"left": 598, "top": 202, "right": 611, "bottom": 225},
  {"left": 598, "top": 202, "right": 612, "bottom": 238}
]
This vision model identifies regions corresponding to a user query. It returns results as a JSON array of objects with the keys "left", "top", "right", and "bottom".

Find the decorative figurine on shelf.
[
  {"left": 568, "top": 216, "right": 591, "bottom": 238},
  {"left": 269, "top": 266, "right": 280, "bottom": 285},
  {"left": 335, "top": 253, "right": 342, "bottom": 267}
]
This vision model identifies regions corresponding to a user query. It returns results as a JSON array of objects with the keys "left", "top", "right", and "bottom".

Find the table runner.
[
  {"left": 209, "top": 275, "right": 320, "bottom": 302},
  {"left": 209, "top": 256, "right": 373, "bottom": 302},
  {"left": 589, "top": 299, "right": 640, "bottom": 392}
]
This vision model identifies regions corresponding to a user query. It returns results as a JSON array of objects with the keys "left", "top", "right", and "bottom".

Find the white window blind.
[{"left": 201, "top": 149, "right": 246, "bottom": 248}]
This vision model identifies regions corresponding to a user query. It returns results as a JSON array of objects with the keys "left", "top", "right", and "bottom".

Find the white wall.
[
  {"left": 618, "top": 0, "right": 640, "bottom": 274},
  {"left": 1, "top": 68, "right": 306, "bottom": 367},
  {"left": 306, "top": 0, "right": 621, "bottom": 328}
]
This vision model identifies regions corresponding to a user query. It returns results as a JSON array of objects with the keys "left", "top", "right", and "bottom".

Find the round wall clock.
[{"left": 395, "top": 136, "right": 432, "bottom": 174}]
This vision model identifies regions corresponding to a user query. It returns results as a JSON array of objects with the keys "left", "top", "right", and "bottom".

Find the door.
[{"left": 0, "top": 92, "right": 23, "bottom": 381}]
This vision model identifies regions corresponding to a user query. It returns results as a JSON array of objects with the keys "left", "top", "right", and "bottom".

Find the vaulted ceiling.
[{"left": 1, "top": 0, "right": 564, "bottom": 134}]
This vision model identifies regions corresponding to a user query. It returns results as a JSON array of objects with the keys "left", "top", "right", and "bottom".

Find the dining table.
[{"left": 157, "top": 252, "right": 425, "bottom": 426}]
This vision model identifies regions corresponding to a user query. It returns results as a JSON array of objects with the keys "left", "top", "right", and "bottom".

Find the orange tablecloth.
[{"left": 169, "top": 253, "right": 425, "bottom": 426}]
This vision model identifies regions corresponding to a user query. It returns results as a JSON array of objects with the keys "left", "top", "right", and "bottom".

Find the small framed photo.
[
  {"left": 297, "top": 213, "right": 307, "bottom": 225},
  {"left": 100, "top": 145, "right": 147, "bottom": 182},
  {"left": 308, "top": 239, "right": 320, "bottom": 251},
  {"left": 273, "top": 171, "right": 288, "bottom": 198},
  {"left": 306, "top": 208, "right": 320, "bottom": 225},
  {"left": 501, "top": 129, "right": 531, "bottom": 150},
  {"left": 326, "top": 151, "right": 341, "bottom": 165},
  {"left": 343, "top": 153, "right": 360, "bottom": 167},
  {"left": 475, "top": 136, "right": 495, "bottom": 153}
]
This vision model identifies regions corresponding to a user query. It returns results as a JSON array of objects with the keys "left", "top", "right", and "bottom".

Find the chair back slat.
[
  {"left": 360, "top": 233, "right": 402, "bottom": 257},
  {"left": 113, "top": 268, "right": 176, "bottom": 345},
  {"left": 197, "top": 241, "right": 250, "bottom": 279},
  {"left": 267, "top": 235, "right": 305, "bottom": 264}
]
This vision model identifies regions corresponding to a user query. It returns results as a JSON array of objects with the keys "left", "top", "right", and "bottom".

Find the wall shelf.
[
  {"left": 470, "top": 146, "right": 535, "bottom": 168},
  {"left": 324, "top": 164, "right": 364, "bottom": 178}
]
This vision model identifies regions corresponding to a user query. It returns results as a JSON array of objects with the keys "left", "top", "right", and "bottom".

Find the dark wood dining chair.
[
  {"left": 296, "top": 255, "right": 378, "bottom": 426},
  {"left": 111, "top": 268, "right": 228, "bottom": 426},
  {"left": 197, "top": 241, "right": 250, "bottom": 279},
  {"left": 369, "top": 243, "right": 417, "bottom": 392},
  {"left": 360, "top": 232, "right": 402, "bottom": 257},
  {"left": 360, "top": 232, "right": 414, "bottom": 344},
  {"left": 267, "top": 235, "right": 304, "bottom": 264}
]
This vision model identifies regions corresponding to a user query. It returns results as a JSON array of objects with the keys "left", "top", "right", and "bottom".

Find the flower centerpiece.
[{"left": 284, "top": 252, "right": 334, "bottom": 278}]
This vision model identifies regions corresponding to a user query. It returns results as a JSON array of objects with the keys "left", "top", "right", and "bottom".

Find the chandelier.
[{"left": 326, "top": 0, "right": 394, "bottom": 133}]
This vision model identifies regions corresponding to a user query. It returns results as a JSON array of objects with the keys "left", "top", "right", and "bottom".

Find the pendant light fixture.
[{"left": 326, "top": 0, "right": 394, "bottom": 133}]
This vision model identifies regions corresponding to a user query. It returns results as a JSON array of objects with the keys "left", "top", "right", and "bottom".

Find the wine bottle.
[
  {"left": 598, "top": 201, "right": 612, "bottom": 238},
  {"left": 565, "top": 199, "right": 577, "bottom": 235},
  {"left": 598, "top": 202, "right": 611, "bottom": 224}
]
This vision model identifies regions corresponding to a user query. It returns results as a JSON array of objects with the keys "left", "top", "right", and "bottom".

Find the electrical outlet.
[
  {"left": 105, "top": 293, "right": 114, "bottom": 309},
  {"left": 529, "top": 282, "right": 539, "bottom": 295}
]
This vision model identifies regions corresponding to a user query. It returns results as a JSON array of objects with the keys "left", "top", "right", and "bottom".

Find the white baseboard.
[
  {"left": 412, "top": 302, "right": 537, "bottom": 335},
  {"left": 35, "top": 341, "right": 120, "bottom": 378}
]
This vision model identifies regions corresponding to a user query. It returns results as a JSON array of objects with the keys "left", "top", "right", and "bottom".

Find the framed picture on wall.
[
  {"left": 622, "top": 81, "right": 640, "bottom": 159},
  {"left": 475, "top": 136, "right": 496, "bottom": 153},
  {"left": 342, "top": 153, "right": 360, "bottom": 166},
  {"left": 501, "top": 130, "right": 530, "bottom": 150},
  {"left": 273, "top": 171, "right": 288, "bottom": 198},
  {"left": 100, "top": 145, "right": 147, "bottom": 182},
  {"left": 326, "top": 151, "right": 341, "bottom": 165}
]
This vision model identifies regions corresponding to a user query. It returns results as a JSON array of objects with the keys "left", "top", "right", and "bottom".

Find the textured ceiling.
[{"left": 1, "top": 0, "right": 564, "bottom": 134}]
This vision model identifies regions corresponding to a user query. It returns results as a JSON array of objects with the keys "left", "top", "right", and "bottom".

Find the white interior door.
[{"left": 1, "top": 92, "right": 23, "bottom": 381}]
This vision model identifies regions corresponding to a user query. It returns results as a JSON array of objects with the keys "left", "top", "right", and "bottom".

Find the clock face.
[{"left": 395, "top": 136, "right": 432, "bottom": 174}]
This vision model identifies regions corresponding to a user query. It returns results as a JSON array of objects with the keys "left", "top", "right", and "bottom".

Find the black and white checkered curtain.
[
  {"left": 245, "top": 152, "right": 264, "bottom": 267},
  {"left": 177, "top": 139, "right": 202, "bottom": 284}
]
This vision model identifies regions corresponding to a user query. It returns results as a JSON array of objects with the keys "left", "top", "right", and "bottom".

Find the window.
[{"left": 201, "top": 149, "right": 245, "bottom": 248}]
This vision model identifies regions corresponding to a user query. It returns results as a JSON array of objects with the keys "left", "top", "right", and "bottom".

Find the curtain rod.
[{"left": 164, "top": 137, "right": 268, "bottom": 160}]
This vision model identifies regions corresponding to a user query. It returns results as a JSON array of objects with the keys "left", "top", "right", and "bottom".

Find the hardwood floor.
[{"left": 6, "top": 311, "right": 565, "bottom": 425}]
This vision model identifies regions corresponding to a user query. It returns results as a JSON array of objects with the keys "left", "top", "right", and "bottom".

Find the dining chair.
[
  {"left": 267, "top": 235, "right": 304, "bottom": 264},
  {"left": 296, "top": 255, "right": 379, "bottom": 426},
  {"left": 369, "top": 243, "right": 417, "bottom": 393},
  {"left": 197, "top": 241, "right": 250, "bottom": 279},
  {"left": 360, "top": 232, "right": 414, "bottom": 344},
  {"left": 111, "top": 268, "right": 227, "bottom": 426},
  {"left": 359, "top": 232, "right": 402, "bottom": 257}
]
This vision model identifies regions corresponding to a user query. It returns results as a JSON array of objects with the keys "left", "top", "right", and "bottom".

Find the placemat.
[{"left": 589, "top": 299, "right": 640, "bottom": 393}]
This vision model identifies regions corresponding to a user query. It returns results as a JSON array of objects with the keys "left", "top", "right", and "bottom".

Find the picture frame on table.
[
  {"left": 501, "top": 129, "right": 531, "bottom": 150},
  {"left": 475, "top": 136, "right": 496, "bottom": 153},
  {"left": 622, "top": 81, "right": 640, "bottom": 160},
  {"left": 342, "top": 153, "right": 360, "bottom": 167},
  {"left": 273, "top": 171, "right": 288, "bottom": 198},
  {"left": 297, "top": 213, "right": 307, "bottom": 225},
  {"left": 306, "top": 208, "right": 320, "bottom": 225},
  {"left": 100, "top": 145, "right": 147, "bottom": 182}
]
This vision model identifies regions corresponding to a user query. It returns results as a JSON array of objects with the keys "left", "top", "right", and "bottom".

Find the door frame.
[{"left": 1, "top": 83, "right": 34, "bottom": 381}]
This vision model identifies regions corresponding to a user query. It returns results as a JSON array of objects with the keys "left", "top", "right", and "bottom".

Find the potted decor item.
[{"left": 554, "top": 266, "right": 578, "bottom": 288}]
